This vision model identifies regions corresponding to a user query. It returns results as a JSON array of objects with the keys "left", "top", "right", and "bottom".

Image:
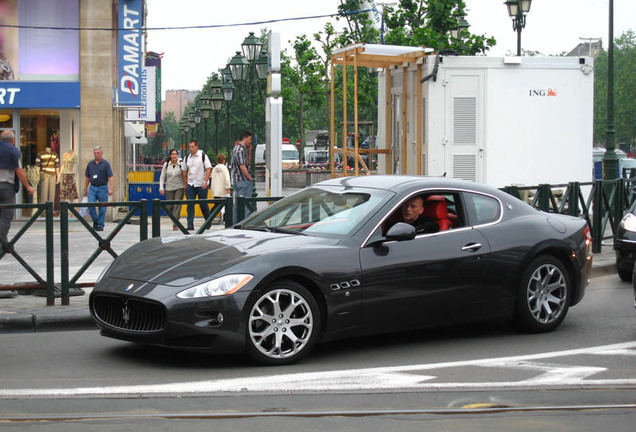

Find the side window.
[{"left": 466, "top": 193, "right": 501, "bottom": 225}]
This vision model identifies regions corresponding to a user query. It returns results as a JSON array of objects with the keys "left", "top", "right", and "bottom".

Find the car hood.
[{"left": 105, "top": 229, "right": 338, "bottom": 287}]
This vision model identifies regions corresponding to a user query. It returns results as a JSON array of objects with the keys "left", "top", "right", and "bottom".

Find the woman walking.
[{"left": 159, "top": 149, "right": 185, "bottom": 230}]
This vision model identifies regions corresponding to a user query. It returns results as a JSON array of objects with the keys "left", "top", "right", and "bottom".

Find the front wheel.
[
  {"left": 515, "top": 256, "right": 571, "bottom": 333},
  {"left": 246, "top": 280, "right": 321, "bottom": 365}
]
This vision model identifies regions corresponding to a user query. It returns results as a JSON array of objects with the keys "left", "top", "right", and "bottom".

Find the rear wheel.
[
  {"left": 246, "top": 280, "right": 320, "bottom": 365},
  {"left": 516, "top": 256, "right": 570, "bottom": 333}
]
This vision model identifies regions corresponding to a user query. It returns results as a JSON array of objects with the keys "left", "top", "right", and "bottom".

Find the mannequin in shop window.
[
  {"left": 50, "top": 131, "right": 60, "bottom": 155},
  {"left": 36, "top": 145, "right": 60, "bottom": 207},
  {"left": 59, "top": 146, "right": 79, "bottom": 201}
]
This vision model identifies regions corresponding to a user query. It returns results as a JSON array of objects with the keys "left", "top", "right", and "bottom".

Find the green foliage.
[
  {"left": 593, "top": 31, "right": 636, "bottom": 151},
  {"left": 383, "top": 0, "right": 495, "bottom": 55}
]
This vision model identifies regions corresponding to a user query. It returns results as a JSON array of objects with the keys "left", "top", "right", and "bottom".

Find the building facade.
[
  {"left": 0, "top": 0, "right": 142, "bottom": 219},
  {"left": 162, "top": 89, "right": 199, "bottom": 121}
]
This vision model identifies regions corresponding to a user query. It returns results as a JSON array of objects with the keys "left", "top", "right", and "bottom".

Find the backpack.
[{"left": 183, "top": 151, "right": 211, "bottom": 188}]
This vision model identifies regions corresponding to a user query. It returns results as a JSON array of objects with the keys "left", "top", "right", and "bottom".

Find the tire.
[
  {"left": 515, "top": 256, "right": 571, "bottom": 333},
  {"left": 616, "top": 259, "right": 633, "bottom": 282},
  {"left": 245, "top": 280, "right": 321, "bottom": 365}
]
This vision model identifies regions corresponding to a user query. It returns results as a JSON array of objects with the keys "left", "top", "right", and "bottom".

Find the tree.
[
  {"left": 383, "top": 0, "right": 495, "bottom": 55},
  {"left": 593, "top": 31, "right": 636, "bottom": 152}
]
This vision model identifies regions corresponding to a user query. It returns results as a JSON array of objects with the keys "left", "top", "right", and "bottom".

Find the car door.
[{"left": 359, "top": 191, "right": 492, "bottom": 333}]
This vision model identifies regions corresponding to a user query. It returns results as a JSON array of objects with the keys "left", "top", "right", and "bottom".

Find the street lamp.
[
  {"left": 227, "top": 32, "right": 269, "bottom": 171},
  {"left": 504, "top": 0, "right": 532, "bottom": 56},
  {"left": 222, "top": 67, "right": 235, "bottom": 156},
  {"left": 198, "top": 93, "right": 212, "bottom": 154},
  {"left": 209, "top": 78, "right": 224, "bottom": 155},
  {"left": 450, "top": 17, "right": 469, "bottom": 40}
]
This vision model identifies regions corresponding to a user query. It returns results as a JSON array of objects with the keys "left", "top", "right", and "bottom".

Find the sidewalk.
[{"left": 0, "top": 181, "right": 303, "bottom": 332}]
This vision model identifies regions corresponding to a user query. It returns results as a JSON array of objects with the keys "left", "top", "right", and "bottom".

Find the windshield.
[
  {"left": 309, "top": 152, "right": 329, "bottom": 163},
  {"left": 282, "top": 150, "right": 298, "bottom": 160},
  {"left": 240, "top": 186, "right": 393, "bottom": 236}
]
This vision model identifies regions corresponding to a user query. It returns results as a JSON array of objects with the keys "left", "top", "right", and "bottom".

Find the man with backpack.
[{"left": 181, "top": 140, "right": 211, "bottom": 230}]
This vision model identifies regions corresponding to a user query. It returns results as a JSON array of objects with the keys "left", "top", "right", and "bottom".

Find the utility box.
[{"left": 377, "top": 55, "right": 594, "bottom": 187}]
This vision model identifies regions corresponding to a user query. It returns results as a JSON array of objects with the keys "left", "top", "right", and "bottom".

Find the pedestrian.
[
  {"left": 181, "top": 140, "right": 211, "bottom": 230},
  {"left": 211, "top": 153, "right": 231, "bottom": 223},
  {"left": 230, "top": 130, "right": 254, "bottom": 222},
  {"left": 0, "top": 130, "right": 34, "bottom": 298},
  {"left": 83, "top": 146, "right": 114, "bottom": 232},
  {"left": 159, "top": 149, "right": 185, "bottom": 231}
]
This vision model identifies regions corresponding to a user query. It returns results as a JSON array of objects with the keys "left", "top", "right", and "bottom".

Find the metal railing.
[
  {"left": 1, "top": 179, "right": 634, "bottom": 305},
  {"left": 0, "top": 201, "right": 55, "bottom": 305}
]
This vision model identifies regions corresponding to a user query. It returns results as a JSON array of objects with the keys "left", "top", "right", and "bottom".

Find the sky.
[{"left": 146, "top": 0, "right": 636, "bottom": 95}]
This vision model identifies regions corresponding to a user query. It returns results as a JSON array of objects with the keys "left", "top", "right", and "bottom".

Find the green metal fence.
[
  {"left": 0, "top": 201, "right": 55, "bottom": 305},
  {"left": 58, "top": 200, "right": 149, "bottom": 305},
  {"left": 1, "top": 180, "right": 634, "bottom": 306}
]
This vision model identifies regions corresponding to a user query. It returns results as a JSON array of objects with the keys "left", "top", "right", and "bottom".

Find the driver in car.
[{"left": 385, "top": 196, "right": 440, "bottom": 235}]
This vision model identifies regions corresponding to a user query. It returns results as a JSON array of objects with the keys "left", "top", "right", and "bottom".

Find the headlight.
[
  {"left": 176, "top": 274, "right": 253, "bottom": 299},
  {"left": 620, "top": 213, "right": 636, "bottom": 232}
]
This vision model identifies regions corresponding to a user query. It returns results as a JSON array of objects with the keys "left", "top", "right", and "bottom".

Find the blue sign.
[
  {"left": 117, "top": 0, "right": 143, "bottom": 106},
  {"left": 0, "top": 82, "right": 80, "bottom": 108}
]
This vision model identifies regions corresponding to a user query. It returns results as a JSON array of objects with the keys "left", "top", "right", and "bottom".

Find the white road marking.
[{"left": 1, "top": 341, "right": 635, "bottom": 397}]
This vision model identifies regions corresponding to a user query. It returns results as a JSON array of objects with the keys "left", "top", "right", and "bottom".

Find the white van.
[{"left": 254, "top": 143, "right": 299, "bottom": 169}]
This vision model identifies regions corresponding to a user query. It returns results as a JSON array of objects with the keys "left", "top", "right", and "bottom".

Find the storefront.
[{"left": 0, "top": 82, "right": 81, "bottom": 216}]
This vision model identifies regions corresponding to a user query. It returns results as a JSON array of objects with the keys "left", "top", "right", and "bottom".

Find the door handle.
[{"left": 461, "top": 243, "right": 482, "bottom": 252}]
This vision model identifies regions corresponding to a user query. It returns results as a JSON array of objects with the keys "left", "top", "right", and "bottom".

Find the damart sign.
[
  {"left": 125, "top": 66, "right": 156, "bottom": 122},
  {"left": 0, "top": 82, "right": 80, "bottom": 108},
  {"left": 117, "top": 0, "right": 143, "bottom": 106}
]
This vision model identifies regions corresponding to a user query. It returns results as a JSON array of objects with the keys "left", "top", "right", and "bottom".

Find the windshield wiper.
[
  {"left": 235, "top": 225, "right": 306, "bottom": 235},
  {"left": 268, "top": 227, "right": 306, "bottom": 236}
]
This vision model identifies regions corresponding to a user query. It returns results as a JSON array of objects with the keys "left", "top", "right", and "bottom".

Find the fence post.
[
  {"left": 567, "top": 182, "right": 580, "bottom": 216},
  {"left": 60, "top": 201, "right": 69, "bottom": 306},
  {"left": 592, "top": 180, "right": 603, "bottom": 253},
  {"left": 151, "top": 199, "right": 161, "bottom": 238},
  {"left": 537, "top": 184, "right": 551, "bottom": 212},
  {"left": 224, "top": 197, "right": 233, "bottom": 228},
  {"left": 45, "top": 201, "right": 55, "bottom": 306},
  {"left": 503, "top": 186, "right": 521, "bottom": 200},
  {"left": 139, "top": 199, "right": 148, "bottom": 241},
  {"left": 237, "top": 196, "right": 245, "bottom": 223},
  {"left": 613, "top": 179, "right": 625, "bottom": 231}
]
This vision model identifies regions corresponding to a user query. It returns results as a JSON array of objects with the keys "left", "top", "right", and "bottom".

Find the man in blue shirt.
[
  {"left": 0, "top": 130, "right": 34, "bottom": 297},
  {"left": 83, "top": 146, "right": 114, "bottom": 231}
]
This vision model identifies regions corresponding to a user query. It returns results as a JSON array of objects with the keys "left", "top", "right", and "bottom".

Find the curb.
[
  {"left": 0, "top": 311, "right": 96, "bottom": 333},
  {"left": 590, "top": 264, "right": 616, "bottom": 279}
]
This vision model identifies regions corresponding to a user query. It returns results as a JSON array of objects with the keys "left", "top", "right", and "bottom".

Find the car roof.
[{"left": 315, "top": 175, "right": 500, "bottom": 195}]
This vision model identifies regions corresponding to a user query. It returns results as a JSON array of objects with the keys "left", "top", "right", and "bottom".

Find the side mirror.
[{"left": 385, "top": 222, "right": 416, "bottom": 242}]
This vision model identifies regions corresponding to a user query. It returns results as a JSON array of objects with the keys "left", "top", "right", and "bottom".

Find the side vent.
[
  {"left": 453, "top": 154, "right": 476, "bottom": 182},
  {"left": 453, "top": 97, "right": 476, "bottom": 145}
]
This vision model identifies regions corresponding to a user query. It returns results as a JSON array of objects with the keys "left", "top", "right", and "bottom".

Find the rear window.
[{"left": 466, "top": 193, "right": 501, "bottom": 225}]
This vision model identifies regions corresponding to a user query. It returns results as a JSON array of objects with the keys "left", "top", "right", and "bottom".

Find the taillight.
[{"left": 584, "top": 225, "right": 592, "bottom": 259}]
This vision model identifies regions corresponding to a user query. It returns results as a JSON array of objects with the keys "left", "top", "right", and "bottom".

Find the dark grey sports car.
[{"left": 90, "top": 176, "right": 592, "bottom": 365}]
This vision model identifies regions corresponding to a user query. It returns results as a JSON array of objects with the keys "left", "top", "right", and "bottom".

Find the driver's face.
[{"left": 402, "top": 197, "right": 425, "bottom": 223}]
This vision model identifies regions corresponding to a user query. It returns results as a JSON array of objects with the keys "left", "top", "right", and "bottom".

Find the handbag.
[
  {"left": 14, "top": 172, "right": 19, "bottom": 193},
  {"left": 78, "top": 197, "right": 90, "bottom": 219}
]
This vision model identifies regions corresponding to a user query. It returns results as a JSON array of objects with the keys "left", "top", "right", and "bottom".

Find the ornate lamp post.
[
  {"left": 227, "top": 32, "right": 268, "bottom": 171},
  {"left": 504, "top": 0, "right": 532, "bottom": 56},
  {"left": 209, "top": 78, "right": 224, "bottom": 155},
  {"left": 198, "top": 93, "right": 212, "bottom": 154},
  {"left": 450, "top": 17, "right": 469, "bottom": 40},
  {"left": 222, "top": 67, "right": 235, "bottom": 156},
  {"left": 603, "top": 0, "right": 618, "bottom": 179}
]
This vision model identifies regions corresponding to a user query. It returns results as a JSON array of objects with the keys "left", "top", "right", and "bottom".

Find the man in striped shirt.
[{"left": 230, "top": 131, "right": 254, "bottom": 222}]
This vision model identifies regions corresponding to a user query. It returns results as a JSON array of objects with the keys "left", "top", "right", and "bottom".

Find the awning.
[{"left": 125, "top": 122, "right": 143, "bottom": 138}]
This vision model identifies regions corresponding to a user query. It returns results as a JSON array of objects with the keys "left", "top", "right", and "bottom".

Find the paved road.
[{"left": 0, "top": 275, "right": 634, "bottom": 431}]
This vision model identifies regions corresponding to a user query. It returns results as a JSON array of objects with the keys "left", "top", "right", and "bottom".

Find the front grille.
[{"left": 92, "top": 295, "right": 166, "bottom": 332}]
